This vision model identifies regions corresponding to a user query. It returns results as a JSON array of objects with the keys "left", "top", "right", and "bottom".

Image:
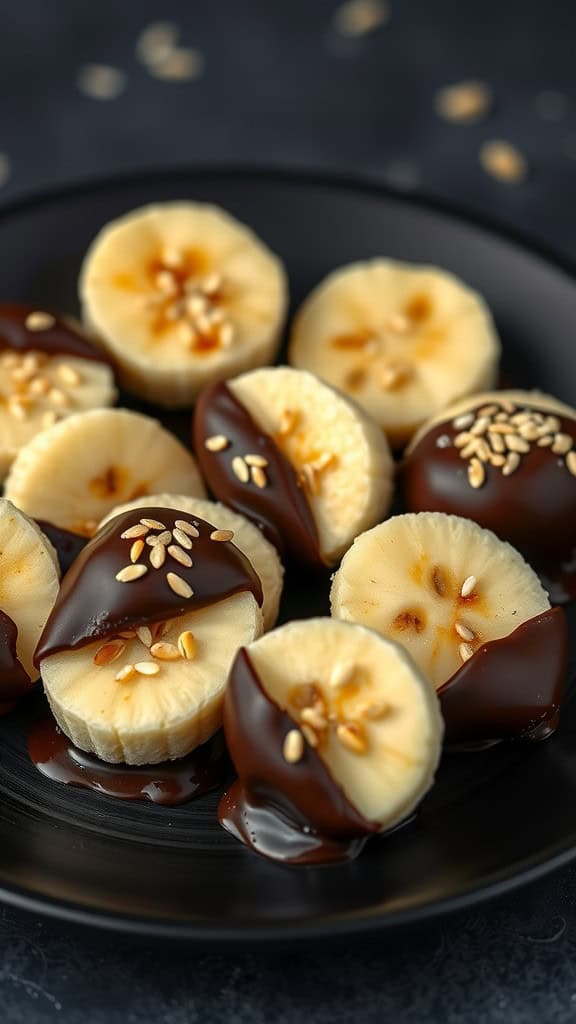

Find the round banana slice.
[
  {"left": 99, "top": 493, "right": 284, "bottom": 631},
  {"left": 289, "top": 260, "right": 501, "bottom": 446},
  {"left": 80, "top": 202, "right": 288, "bottom": 407},
  {"left": 330, "top": 512, "right": 551, "bottom": 690},
  {"left": 219, "top": 618, "right": 443, "bottom": 863},
  {"left": 4, "top": 408, "right": 206, "bottom": 536},
  {"left": 0, "top": 303, "right": 116, "bottom": 480},
  {"left": 0, "top": 500, "right": 60, "bottom": 687},
  {"left": 194, "top": 367, "right": 394, "bottom": 566}
]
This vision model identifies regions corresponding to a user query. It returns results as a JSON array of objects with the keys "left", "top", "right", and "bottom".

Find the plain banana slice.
[
  {"left": 41, "top": 593, "right": 262, "bottom": 764},
  {"left": 194, "top": 367, "right": 394, "bottom": 566},
  {"left": 80, "top": 202, "right": 288, "bottom": 407},
  {"left": 224, "top": 618, "right": 443, "bottom": 832},
  {"left": 0, "top": 500, "right": 60, "bottom": 683},
  {"left": 330, "top": 512, "right": 550, "bottom": 690},
  {"left": 4, "top": 408, "right": 206, "bottom": 536},
  {"left": 99, "top": 493, "right": 284, "bottom": 631},
  {"left": 289, "top": 260, "right": 501, "bottom": 446}
]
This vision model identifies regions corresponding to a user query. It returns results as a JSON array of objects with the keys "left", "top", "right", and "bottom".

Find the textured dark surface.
[{"left": 1, "top": 0, "right": 576, "bottom": 1020}]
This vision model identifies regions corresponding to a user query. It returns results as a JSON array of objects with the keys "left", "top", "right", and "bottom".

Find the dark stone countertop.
[{"left": 1, "top": 0, "right": 576, "bottom": 1020}]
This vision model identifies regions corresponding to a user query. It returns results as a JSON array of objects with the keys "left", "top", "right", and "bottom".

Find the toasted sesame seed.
[
  {"left": 301, "top": 706, "right": 328, "bottom": 731},
  {"left": 244, "top": 453, "right": 268, "bottom": 467},
  {"left": 452, "top": 413, "right": 475, "bottom": 430},
  {"left": 168, "top": 544, "right": 193, "bottom": 567},
  {"left": 489, "top": 432, "right": 506, "bottom": 454},
  {"left": 459, "top": 642, "right": 475, "bottom": 663},
  {"left": 148, "top": 46, "right": 205, "bottom": 82},
  {"left": 329, "top": 661, "right": 356, "bottom": 689},
  {"left": 334, "top": 0, "right": 389, "bottom": 37},
  {"left": 251, "top": 465, "right": 268, "bottom": 488},
  {"left": 552, "top": 433, "right": 573, "bottom": 455},
  {"left": 166, "top": 572, "right": 193, "bottom": 598},
  {"left": 78, "top": 63, "right": 126, "bottom": 100},
  {"left": 232, "top": 455, "right": 250, "bottom": 483},
  {"left": 467, "top": 458, "right": 486, "bottom": 489},
  {"left": 57, "top": 363, "right": 81, "bottom": 386},
  {"left": 210, "top": 529, "right": 234, "bottom": 542},
  {"left": 566, "top": 451, "right": 576, "bottom": 477},
  {"left": 115, "top": 664, "right": 136, "bottom": 682},
  {"left": 205, "top": 434, "right": 229, "bottom": 452},
  {"left": 518, "top": 422, "right": 542, "bottom": 442},
  {"left": 174, "top": 519, "right": 199, "bottom": 538},
  {"left": 121, "top": 524, "right": 149, "bottom": 539},
  {"left": 172, "top": 527, "right": 193, "bottom": 550},
  {"left": 140, "top": 518, "right": 166, "bottom": 530},
  {"left": 336, "top": 722, "right": 367, "bottom": 754},
  {"left": 474, "top": 439, "right": 491, "bottom": 462},
  {"left": 488, "top": 422, "right": 514, "bottom": 434},
  {"left": 480, "top": 140, "right": 528, "bottom": 184},
  {"left": 156, "top": 531, "right": 172, "bottom": 546},
  {"left": 301, "top": 723, "right": 319, "bottom": 748},
  {"left": 435, "top": 80, "right": 491, "bottom": 123},
  {"left": 505, "top": 434, "right": 530, "bottom": 454},
  {"left": 25, "top": 311, "right": 55, "bottom": 332},
  {"left": 136, "top": 626, "right": 153, "bottom": 647},
  {"left": 502, "top": 451, "right": 521, "bottom": 476},
  {"left": 542, "top": 416, "right": 561, "bottom": 434},
  {"left": 489, "top": 453, "right": 506, "bottom": 467},
  {"left": 178, "top": 630, "right": 197, "bottom": 659},
  {"left": 283, "top": 729, "right": 304, "bottom": 764},
  {"left": 151, "top": 621, "right": 167, "bottom": 641},
  {"left": 454, "top": 431, "right": 473, "bottom": 448},
  {"left": 460, "top": 575, "right": 477, "bottom": 598},
  {"left": 538, "top": 435, "right": 554, "bottom": 447},
  {"left": 477, "top": 404, "right": 499, "bottom": 417},
  {"left": 470, "top": 416, "right": 491, "bottom": 436},
  {"left": 130, "top": 539, "right": 144, "bottom": 563},
  {"left": 116, "top": 564, "right": 148, "bottom": 583},
  {"left": 135, "top": 661, "right": 160, "bottom": 676},
  {"left": 151, "top": 641, "right": 181, "bottom": 661},
  {"left": 94, "top": 640, "right": 125, "bottom": 666},
  {"left": 150, "top": 543, "right": 167, "bottom": 569},
  {"left": 455, "top": 621, "right": 475, "bottom": 641}
]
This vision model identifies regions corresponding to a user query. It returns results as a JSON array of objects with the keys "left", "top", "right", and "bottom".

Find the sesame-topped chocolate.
[
  {"left": 0, "top": 609, "right": 33, "bottom": 700},
  {"left": 193, "top": 382, "right": 323, "bottom": 567},
  {"left": 0, "top": 303, "right": 108, "bottom": 362},
  {"left": 35, "top": 507, "right": 263, "bottom": 663}
]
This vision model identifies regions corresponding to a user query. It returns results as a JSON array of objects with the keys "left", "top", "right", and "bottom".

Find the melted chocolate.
[
  {"left": 28, "top": 714, "right": 229, "bottom": 805},
  {"left": 403, "top": 407, "right": 576, "bottom": 601},
  {"left": 36, "top": 520, "right": 87, "bottom": 576},
  {"left": 218, "top": 648, "right": 377, "bottom": 865},
  {"left": 36, "top": 507, "right": 263, "bottom": 662},
  {"left": 439, "top": 607, "right": 567, "bottom": 742},
  {"left": 0, "top": 303, "right": 107, "bottom": 362},
  {"left": 0, "top": 610, "right": 32, "bottom": 701},
  {"left": 194, "top": 382, "right": 323, "bottom": 567}
]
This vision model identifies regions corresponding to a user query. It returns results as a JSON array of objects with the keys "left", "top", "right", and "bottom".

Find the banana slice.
[
  {"left": 4, "top": 408, "right": 206, "bottom": 536},
  {"left": 0, "top": 500, "right": 60, "bottom": 687},
  {"left": 0, "top": 303, "right": 116, "bottom": 479},
  {"left": 80, "top": 202, "right": 288, "bottom": 407},
  {"left": 194, "top": 367, "right": 394, "bottom": 566},
  {"left": 330, "top": 512, "right": 551, "bottom": 690},
  {"left": 220, "top": 618, "right": 443, "bottom": 862},
  {"left": 99, "top": 493, "right": 284, "bottom": 630},
  {"left": 289, "top": 260, "right": 501, "bottom": 446},
  {"left": 37, "top": 508, "right": 264, "bottom": 763}
]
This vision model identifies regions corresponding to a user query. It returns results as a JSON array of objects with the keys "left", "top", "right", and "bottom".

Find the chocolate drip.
[
  {"left": 439, "top": 607, "right": 567, "bottom": 742},
  {"left": 0, "top": 303, "right": 108, "bottom": 362},
  {"left": 194, "top": 382, "right": 323, "bottom": 567},
  {"left": 0, "top": 610, "right": 32, "bottom": 701},
  {"left": 218, "top": 648, "right": 377, "bottom": 865},
  {"left": 36, "top": 507, "right": 263, "bottom": 662},
  {"left": 28, "top": 714, "right": 229, "bottom": 805},
  {"left": 403, "top": 410, "right": 576, "bottom": 601},
  {"left": 36, "top": 521, "right": 87, "bottom": 576}
]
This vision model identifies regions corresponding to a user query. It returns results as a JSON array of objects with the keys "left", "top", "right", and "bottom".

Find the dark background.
[{"left": 1, "top": 0, "right": 576, "bottom": 1020}]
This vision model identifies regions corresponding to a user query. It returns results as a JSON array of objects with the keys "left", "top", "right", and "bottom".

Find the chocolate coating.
[
  {"left": 403, "top": 406, "right": 576, "bottom": 600},
  {"left": 0, "top": 303, "right": 107, "bottom": 362},
  {"left": 36, "top": 521, "right": 87, "bottom": 576},
  {"left": 0, "top": 610, "right": 32, "bottom": 701},
  {"left": 194, "top": 382, "right": 323, "bottom": 567},
  {"left": 28, "top": 714, "right": 229, "bottom": 805},
  {"left": 439, "top": 607, "right": 567, "bottom": 742},
  {"left": 218, "top": 648, "right": 377, "bottom": 865},
  {"left": 35, "top": 507, "right": 263, "bottom": 663}
]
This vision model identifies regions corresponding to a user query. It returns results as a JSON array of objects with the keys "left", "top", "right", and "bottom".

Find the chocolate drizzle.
[
  {"left": 0, "top": 610, "right": 32, "bottom": 701},
  {"left": 36, "top": 521, "right": 87, "bottom": 576},
  {"left": 439, "top": 607, "right": 567, "bottom": 742},
  {"left": 194, "top": 382, "right": 323, "bottom": 567},
  {"left": 0, "top": 303, "right": 107, "bottom": 362},
  {"left": 28, "top": 714, "right": 229, "bottom": 805},
  {"left": 218, "top": 648, "right": 377, "bottom": 865},
  {"left": 35, "top": 507, "right": 263, "bottom": 663}
]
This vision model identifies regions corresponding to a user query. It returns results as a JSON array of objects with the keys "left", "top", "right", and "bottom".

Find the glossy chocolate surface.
[
  {"left": 36, "top": 507, "right": 263, "bottom": 662},
  {"left": 28, "top": 714, "right": 229, "bottom": 805},
  {"left": 36, "top": 520, "right": 87, "bottom": 576},
  {"left": 219, "top": 648, "right": 377, "bottom": 865},
  {"left": 0, "top": 610, "right": 32, "bottom": 701},
  {"left": 194, "top": 382, "right": 323, "bottom": 567},
  {"left": 439, "top": 607, "right": 567, "bottom": 742},
  {"left": 0, "top": 303, "right": 107, "bottom": 362}
]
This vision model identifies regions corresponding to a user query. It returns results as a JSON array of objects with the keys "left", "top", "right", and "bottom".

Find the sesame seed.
[
  {"left": 480, "top": 140, "right": 528, "bottom": 184},
  {"left": 210, "top": 529, "right": 234, "bottom": 542},
  {"left": 460, "top": 575, "right": 477, "bottom": 598},
  {"left": 505, "top": 434, "right": 530, "bottom": 454},
  {"left": 552, "top": 433, "right": 573, "bottom": 455},
  {"left": 474, "top": 439, "right": 491, "bottom": 462},
  {"left": 502, "top": 451, "right": 521, "bottom": 476},
  {"left": 135, "top": 661, "right": 160, "bottom": 676},
  {"left": 489, "top": 453, "right": 506, "bottom": 467},
  {"left": 130, "top": 539, "right": 144, "bottom": 563},
  {"left": 168, "top": 544, "right": 193, "bottom": 567},
  {"left": 435, "top": 80, "right": 492, "bottom": 123},
  {"left": 116, "top": 564, "right": 148, "bottom": 583},
  {"left": 336, "top": 722, "right": 367, "bottom": 754},
  {"left": 57, "top": 363, "right": 81, "bottom": 386},
  {"left": 166, "top": 572, "right": 193, "bottom": 598},
  {"left": 477, "top": 404, "right": 499, "bottom": 417},
  {"left": 149, "top": 543, "right": 166, "bottom": 569},
  {"left": 136, "top": 626, "right": 153, "bottom": 647},
  {"left": 538, "top": 435, "right": 554, "bottom": 447},
  {"left": 329, "top": 661, "right": 356, "bottom": 689},
  {"left": 77, "top": 63, "right": 126, "bottom": 100},
  {"left": 244, "top": 454, "right": 268, "bottom": 467},
  {"left": 542, "top": 416, "right": 561, "bottom": 434},
  {"left": 174, "top": 519, "right": 199, "bottom": 538},
  {"left": 452, "top": 413, "right": 475, "bottom": 430},
  {"left": 470, "top": 416, "right": 491, "bottom": 436},
  {"left": 178, "top": 630, "right": 197, "bottom": 659},
  {"left": 25, "top": 311, "right": 55, "bottom": 332},
  {"left": 136, "top": 21, "right": 179, "bottom": 67},
  {"left": 454, "top": 431, "right": 473, "bottom": 448},
  {"left": 115, "top": 664, "right": 136, "bottom": 682},
  {"left": 140, "top": 518, "right": 166, "bottom": 530},
  {"left": 455, "top": 621, "right": 475, "bottom": 641},
  {"left": 93, "top": 640, "right": 125, "bottom": 666},
  {"left": 151, "top": 641, "right": 181, "bottom": 661},
  {"left": 459, "top": 642, "right": 475, "bottom": 663},
  {"left": 489, "top": 432, "right": 506, "bottom": 454},
  {"left": 205, "top": 434, "right": 229, "bottom": 452},
  {"left": 517, "top": 422, "right": 542, "bottom": 441},
  {"left": 566, "top": 451, "right": 576, "bottom": 477},
  {"left": 251, "top": 465, "right": 268, "bottom": 488},
  {"left": 283, "top": 729, "right": 304, "bottom": 764},
  {"left": 148, "top": 46, "right": 205, "bottom": 82},
  {"left": 301, "top": 723, "right": 319, "bottom": 748},
  {"left": 334, "top": 0, "right": 389, "bottom": 37},
  {"left": 121, "top": 524, "right": 149, "bottom": 539},
  {"left": 467, "top": 457, "right": 485, "bottom": 488},
  {"left": 488, "top": 422, "right": 514, "bottom": 434},
  {"left": 156, "top": 531, "right": 172, "bottom": 545},
  {"left": 172, "top": 527, "right": 193, "bottom": 550},
  {"left": 231, "top": 456, "right": 249, "bottom": 483}
]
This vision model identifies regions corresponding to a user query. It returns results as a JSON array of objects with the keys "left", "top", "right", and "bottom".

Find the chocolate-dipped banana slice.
[
  {"left": 403, "top": 390, "right": 576, "bottom": 602},
  {"left": 0, "top": 303, "right": 116, "bottom": 479},
  {"left": 37, "top": 508, "right": 263, "bottom": 764},
  {"left": 194, "top": 367, "right": 394, "bottom": 567},
  {"left": 331, "top": 512, "right": 567, "bottom": 741},
  {"left": 219, "top": 618, "right": 443, "bottom": 864}
]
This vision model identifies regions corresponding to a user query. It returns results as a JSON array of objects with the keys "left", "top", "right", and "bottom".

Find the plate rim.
[{"left": 1, "top": 164, "right": 575, "bottom": 941}]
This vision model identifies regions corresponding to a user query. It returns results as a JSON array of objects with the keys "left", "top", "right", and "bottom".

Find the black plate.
[{"left": 0, "top": 169, "right": 575, "bottom": 941}]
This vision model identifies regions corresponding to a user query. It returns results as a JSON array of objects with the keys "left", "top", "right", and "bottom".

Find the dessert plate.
[{"left": 0, "top": 168, "right": 575, "bottom": 940}]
